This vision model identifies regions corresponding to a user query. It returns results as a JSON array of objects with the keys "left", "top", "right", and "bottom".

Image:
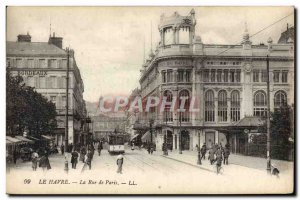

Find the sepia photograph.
[{"left": 5, "top": 6, "right": 295, "bottom": 195}]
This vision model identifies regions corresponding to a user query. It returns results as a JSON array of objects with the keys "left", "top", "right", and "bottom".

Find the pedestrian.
[
  {"left": 79, "top": 146, "right": 86, "bottom": 163},
  {"left": 82, "top": 150, "right": 92, "bottom": 171},
  {"left": 39, "top": 153, "right": 51, "bottom": 171},
  {"left": 215, "top": 148, "right": 223, "bottom": 174},
  {"left": 131, "top": 142, "right": 135, "bottom": 151},
  {"left": 71, "top": 149, "right": 79, "bottom": 169},
  {"left": 150, "top": 145, "right": 154, "bottom": 155},
  {"left": 208, "top": 148, "right": 215, "bottom": 165},
  {"left": 69, "top": 143, "right": 73, "bottom": 153},
  {"left": 31, "top": 151, "right": 39, "bottom": 171},
  {"left": 223, "top": 144, "right": 230, "bottom": 165},
  {"left": 147, "top": 144, "right": 151, "bottom": 154},
  {"left": 116, "top": 153, "right": 124, "bottom": 174},
  {"left": 60, "top": 144, "right": 64, "bottom": 155},
  {"left": 200, "top": 143, "right": 207, "bottom": 160},
  {"left": 97, "top": 143, "right": 102, "bottom": 156}
]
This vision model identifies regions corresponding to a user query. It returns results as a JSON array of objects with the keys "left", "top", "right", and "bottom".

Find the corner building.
[
  {"left": 137, "top": 10, "right": 294, "bottom": 154},
  {"left": 6, "top": 33, "right": 87, "bottom": 146}
]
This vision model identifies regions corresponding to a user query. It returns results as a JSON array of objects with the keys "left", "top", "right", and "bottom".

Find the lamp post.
[
  {"left": 149, "top": 119, "right": 154, "bottom": 146},
  {"left": 64, "top": 47, "right": 70, "bottom": 173},
  {"left": 179, "top": 113, "right": 182, "bottom": 154},
  {"left": 266, "top": 55, "right": 271, "bottom": 174},
  {"left": 197, "top": 131, "right": 201, "bottom": 165},
  {"left": 163, "top": 116, "right": 168, "bottom": 156}
]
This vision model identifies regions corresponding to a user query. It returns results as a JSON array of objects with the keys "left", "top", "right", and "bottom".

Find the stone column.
[
  {"left": 227, "top": 97, "right": 231, "bottom": 122},
  {"left": 173, "top": 27, "right": 176, "bottom": 44}
]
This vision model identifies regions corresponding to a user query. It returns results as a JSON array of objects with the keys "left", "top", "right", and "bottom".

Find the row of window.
[
  {"left": 204, "top": 90, "right": 287, "bottom": 121},
  {"left": 7, "top": 58, "right": 68, "bottom": 69},
  {"left": 47, "top": 95, "right": 71, "bottom": 110},
  {"left": 205, "top": 90, "right": 240, "bottom": 122},
  {"left": 206, "top": 61, "right": 241, "bottom": 65},
  {"left": 203, "top": 69, "right": 241, "bottom": 83},
  {"left": 23, "top": 76, "right": 72, "bottom": 89},
  {"left": 162, "top": 69, "right": 192, "bottom": 83},
  {"left": 161, "top": 89, "right": 287, "bottom": 123},
  {"left": 253, "top": 70, "right": 288, "bottom": 83}
]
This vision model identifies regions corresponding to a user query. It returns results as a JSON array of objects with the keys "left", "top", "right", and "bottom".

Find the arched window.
[
  {"left": 253, "top": 91, "right": 267, "bottom": 117},
  {"left": 179, "top": 90, "right": 190, "bottom": 122},
  {"left": 205, "top": 90, "right": 215, "bottom": 122},
  {"left": 218, "top": 90, "right": 227, "bottom": 122},
  {"left": 230, "top": 91, "right": 240, "bottom": 121},
  {"left": 163, "top": 90, "right": 173, "bottom": 122},
  {"left": 274, "top": 90, "right": 287, "bottom": 108}
]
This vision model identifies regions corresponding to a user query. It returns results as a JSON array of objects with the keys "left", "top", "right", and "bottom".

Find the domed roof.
[{"left": 159, "top": 10, "right": 195, "bottom": 29}]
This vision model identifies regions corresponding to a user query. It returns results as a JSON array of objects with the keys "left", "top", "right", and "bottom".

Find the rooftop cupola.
[
  {"left": 158, "top": 9, "right": 197, "bottom": 47},
  {"left": 241, "top": 22, "right": 252, "bottom": 45}
]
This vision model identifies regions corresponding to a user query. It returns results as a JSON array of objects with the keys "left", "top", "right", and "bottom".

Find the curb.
[{"left": 161, "top": 155, "right": 215, "bottom": 173}]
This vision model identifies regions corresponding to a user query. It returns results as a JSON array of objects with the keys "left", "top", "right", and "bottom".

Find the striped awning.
[
  {"left": 41, "top": 135, "right": 54, "bottom": 140},
  {"left": 15, "top": 136, "right": 34, "bottom": 144},
  {"left": 6, "top": 136, "right": 25, "bottom": 144}
]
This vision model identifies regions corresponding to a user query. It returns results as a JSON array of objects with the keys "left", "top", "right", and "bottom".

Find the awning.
[
  {"left": 130, "top": 134, "right": 139, "bottom": 141},
  {"left": 6, "top": 136, "right": 25, "bottom": 144},
  {"left": 15, "top": 136, "right": 34, "bottom": 144},
  {"left": 141, "top": 131, "right": 151, "bottom": 142},
  {"left": 41, "top": 135, "right": 54, "bottom": 140},
  {"left": 27, "top": 136, "right": 40, "bottom": 141},
  {"left": 6, "top": 140, "right": 13, "bottom": 145}
]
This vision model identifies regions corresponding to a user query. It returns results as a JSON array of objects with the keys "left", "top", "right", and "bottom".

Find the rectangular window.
[
  {"left": 178, "top": 70, "right": 184, "bottom": 82},
  {"left": 253, "top": 70, "right": 259, "bottom": 82},
  {"left": 262, "top": 70, "right": 268, "bottom": 82},
  {"left": 50, "top": 76, "right": 56, "bottom": 88},
  {"left": 185, "top": 70, "right": 191, "bottom": 82},
  {"left": 282, "top": 71, "right": 288, "bottom": 83},
  {"left": 217, "top": 70, "right": 222, "bottom": 82},
  {"left": 27, "top": 76, "right": 34, "bottom": 87},
  {"left": 166, "top": 70, "right": 173, "bottom": 82},
  {"left": 50, "top": 96, "right": 57, "bottom": 108},
  {"left": 48, "top": 59, "right": 57, "bottom": 68},
  {"left": 28, "top": 59, "right": 34, "bottom": 68},
  {"left": 162, "top": 71, "right": 166, "bottom": 83},
  {"left": 62, "top": 96, "right": 66, "bottom": 108},
  {"left": 39, "top": 76, "right": 46, "bottom": 88},
  {"left": 6, "top": 58, "right": 10, "bottom": 68},
  {"left": 39, "top": 59, "right": 46, "bottom": 68},
  {"left": 203, "top": 70, "right": 209, "bottom": 82},
  {"left": 16, "top": 59, "right": 22, "bottom": 68},
  {"left": 230, "top": 70, "right": 235, "bottom": 82},
  {"left": 223, "top": 70, "right": 228, "bottom": 82},
  {"left": 210, "top": 69, "right": 215, "bottom": 82},
  {"left": 273, "top": 71, "right": 280, "bottom": 83},
  {"left": 236, "top": 70, "right": 241, "bottom": 82}
]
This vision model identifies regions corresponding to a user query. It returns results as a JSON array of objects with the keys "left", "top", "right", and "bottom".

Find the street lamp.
[
  {"left": 266, "top": 54, "right": 271, "bottom": 174},
  {"left": 163, "top": 116, "right": 168, "bottom": 156},
  {"left": 197, "top": 131, "right": 201, "bottom": 165},
  {"left": 64, "top": 47, "right": 70, "bottom": 173},
  {"left": 178, "top": 113, "right": 182, "bottom": 154}
]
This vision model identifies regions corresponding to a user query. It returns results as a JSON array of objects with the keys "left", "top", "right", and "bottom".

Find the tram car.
[{"left": 108, "top": 134, "right": 125, "bottom": 154}]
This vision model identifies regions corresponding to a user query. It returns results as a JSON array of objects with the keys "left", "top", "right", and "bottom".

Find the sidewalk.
[{"left": 158, "top": 149, "right": 293, "bottom": 173}]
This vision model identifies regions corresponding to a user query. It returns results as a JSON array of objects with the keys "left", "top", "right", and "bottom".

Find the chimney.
[
  {"left": 17, "top": 32, "right": 31, "bottom": 42},
  {"left": 48, "top": 32, "right": 63, "bottom": 49}
]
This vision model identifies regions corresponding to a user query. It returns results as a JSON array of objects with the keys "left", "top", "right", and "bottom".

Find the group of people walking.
[
  {"left": 197, "top": 143, "right": 231, "bottom": 174},
  {"left": 31, "top": 149, "right": 52, "bottom": 172}
]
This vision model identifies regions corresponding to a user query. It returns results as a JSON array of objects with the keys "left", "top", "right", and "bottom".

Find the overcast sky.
[{"left": 7, "top": 7, "right": 294, "bottom": 102}]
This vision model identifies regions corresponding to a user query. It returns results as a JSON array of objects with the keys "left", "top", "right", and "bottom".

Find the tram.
[{"left": 108, "top": 134, "right": 125, "bottom": 154}]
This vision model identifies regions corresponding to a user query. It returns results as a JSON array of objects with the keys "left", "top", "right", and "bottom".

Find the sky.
[{"left": 6, "top": 6, "right": 294, "bottom": 102}]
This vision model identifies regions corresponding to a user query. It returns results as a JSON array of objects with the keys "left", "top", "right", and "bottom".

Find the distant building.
[
  {"left": 278, "top": 24, "right": 294, "bottom": 44},
  {"left": 92, "top": 113, "right": 127, "bottom": 141},
  {"left": 135, "top": 10, "right": 294, "bottom": 155},
  {"left": 6, "top": 32, "right": 87, "bottom": 146}
]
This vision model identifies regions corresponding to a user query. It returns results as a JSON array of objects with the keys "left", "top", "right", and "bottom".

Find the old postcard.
[{"left": 6, "top": 6, "right": 295, "bottom": 195}]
